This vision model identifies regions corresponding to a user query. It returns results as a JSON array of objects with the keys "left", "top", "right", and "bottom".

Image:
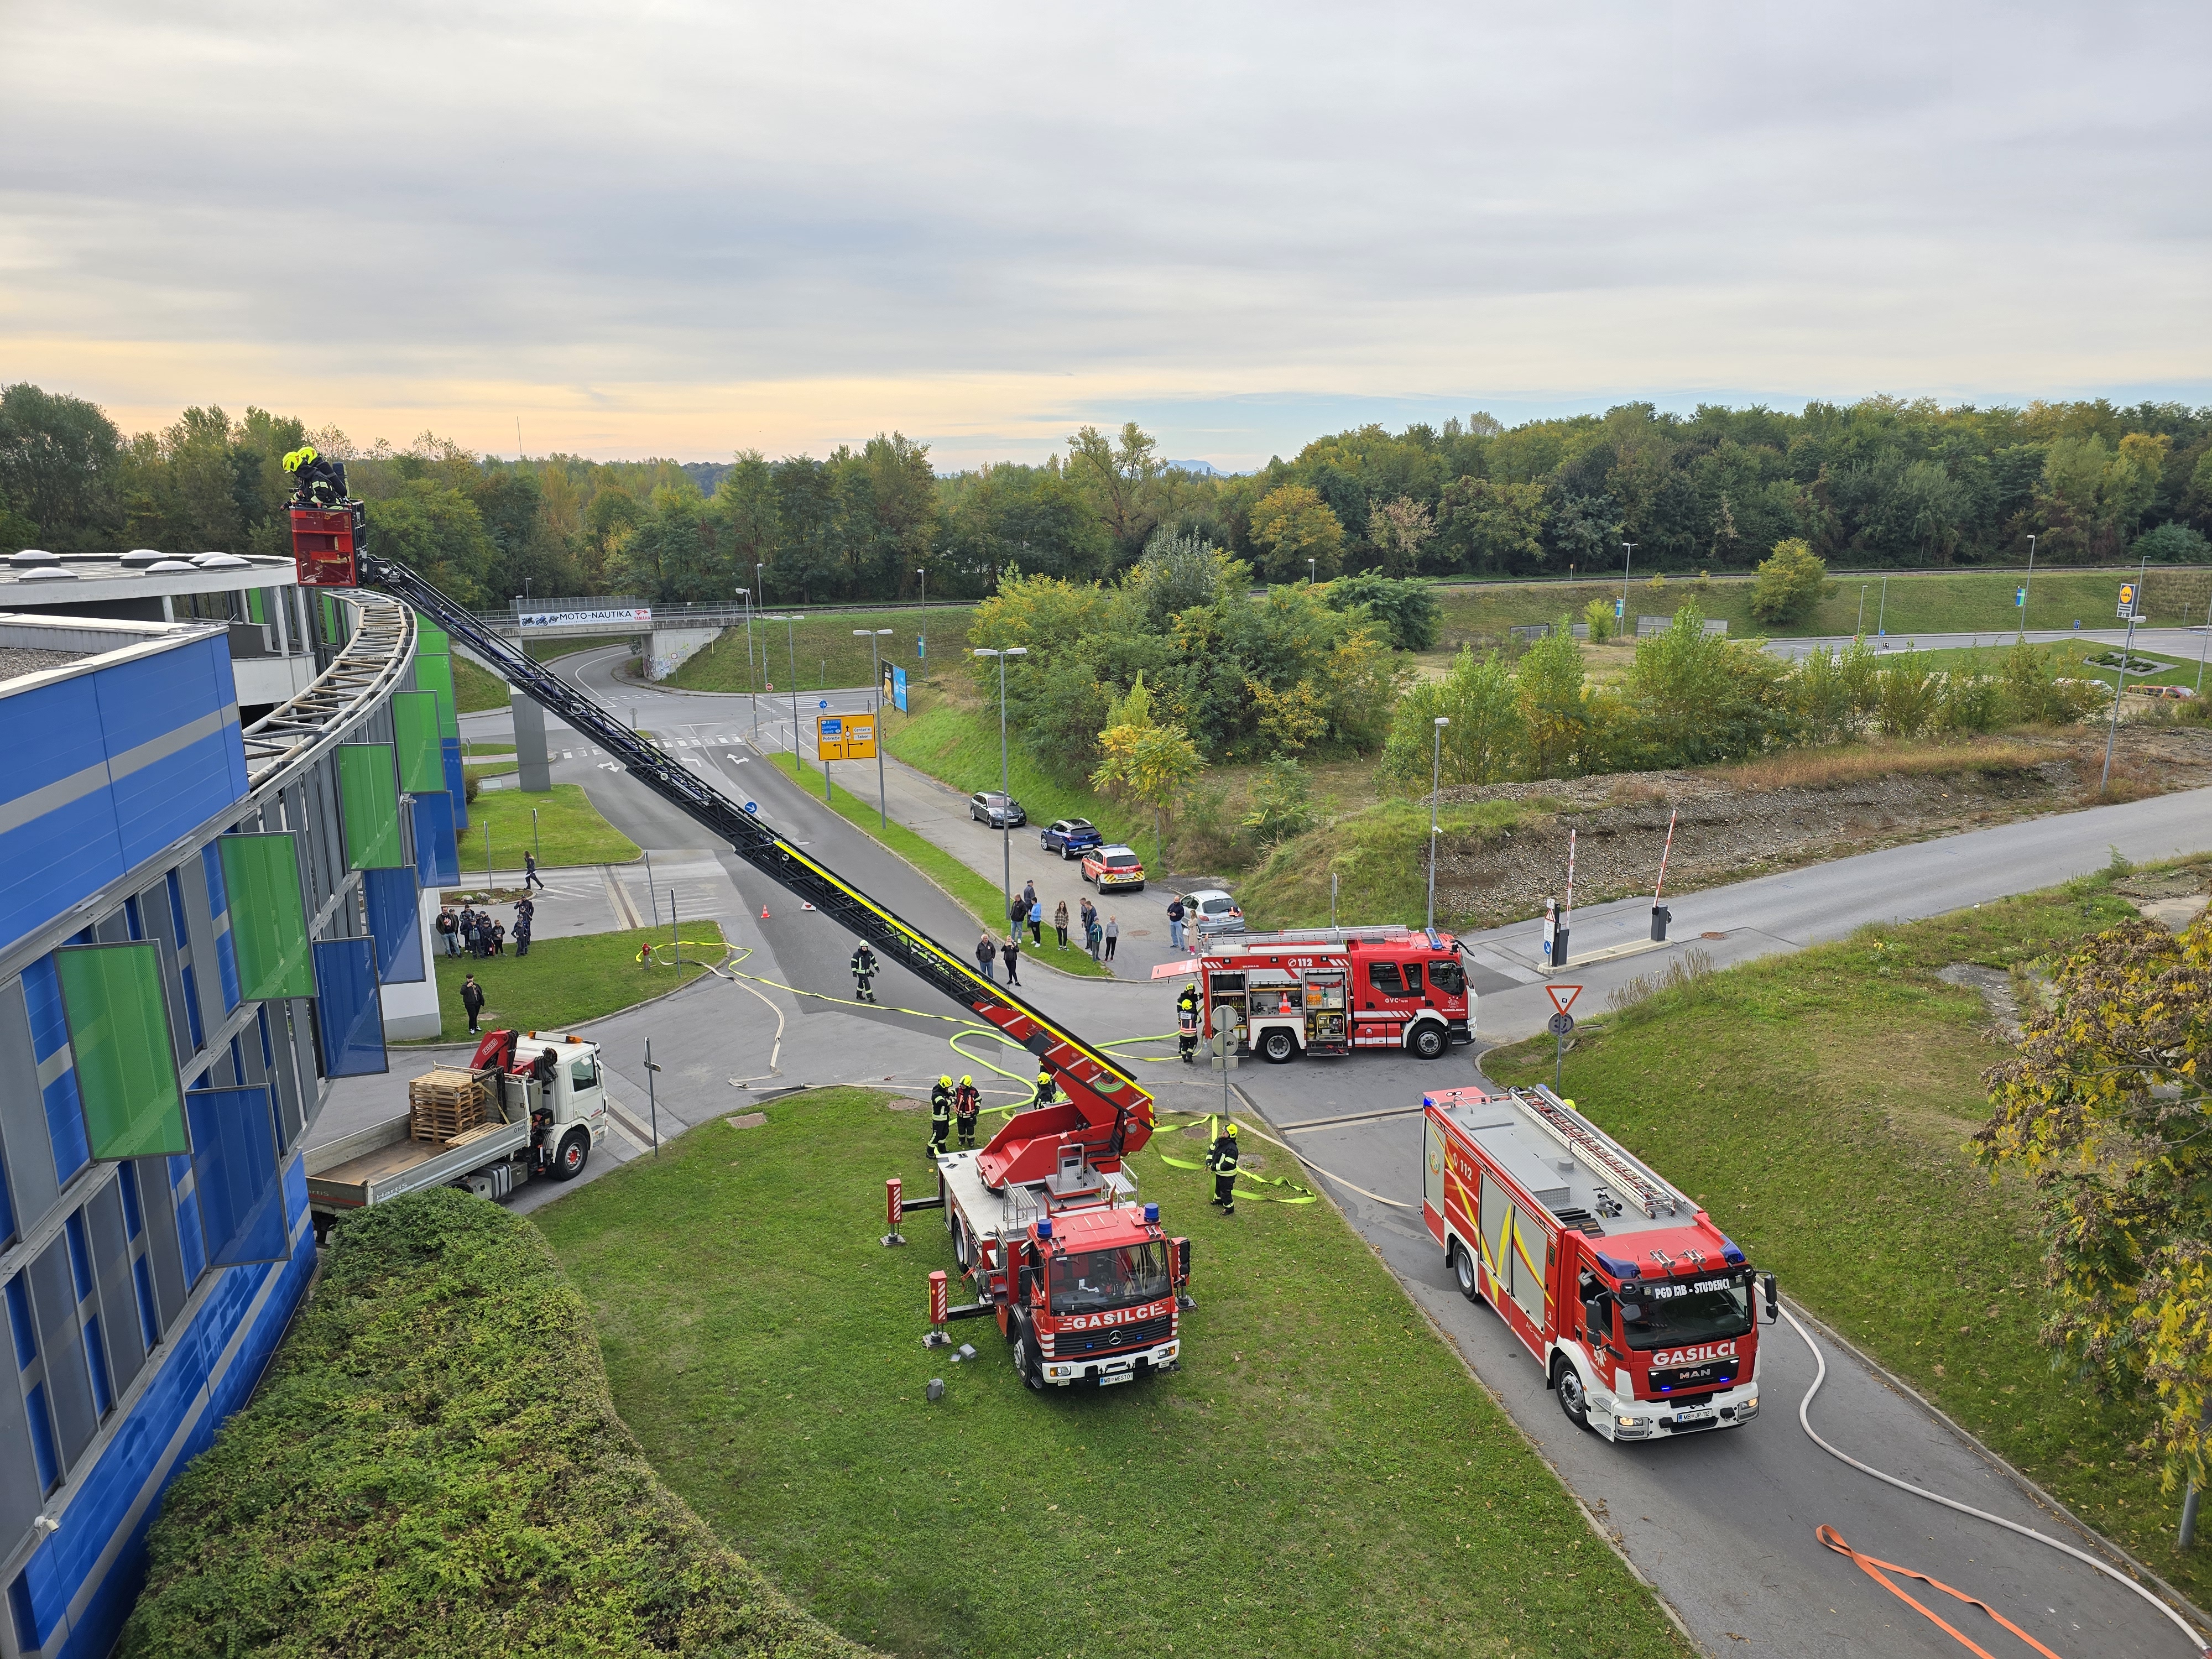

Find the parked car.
[
  {"left": 969, "top": 791, "right": 1026, "bottom": 828},
  {"left": 1040, "top": 817, "right": 1103, "bottom": 858},
  {"left": 1082, "top": 845, "right": 1146, "bottom": 891},
  {"left": 1179, "top": 888, "right": 1245, "bottom": 938}
]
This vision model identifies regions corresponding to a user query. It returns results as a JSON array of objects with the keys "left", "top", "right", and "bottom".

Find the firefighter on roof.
[
  {"left": 849, "top": 941, "right": 878, "bottom": 1003},
  {"left": 953, "top": 1075, "right": 980, "bottom": 1148},
  {"left": 1205, "top": 1120, "right": 1240, "bottom": 1215},
  {"left": 928, "top": 1075, "right": 953, "bottom": 1157},
  {"left": 1176, "top": 982, "right": 1200, "bottom": 1063}
]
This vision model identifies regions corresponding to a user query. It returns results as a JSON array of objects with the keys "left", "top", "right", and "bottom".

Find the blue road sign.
[
  {"left": 2016, "top": 587, "right": 2027, "bottom": 607},
  {"left": 1614, "top": 599, "right": 1624, "bottom": 618},
  {"left": 743, "top": 801, "right": 758, "bottom": 814},
  {"left": 891, "top": 666, "right": 908, "bottom": 712},
  {"left": 819, "top": 698, "right": 830, "bottom": 709}
]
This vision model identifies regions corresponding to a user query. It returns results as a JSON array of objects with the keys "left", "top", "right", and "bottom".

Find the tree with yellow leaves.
[{"left": 1089, "top": 674, "right": 1205, "bottom": 862}]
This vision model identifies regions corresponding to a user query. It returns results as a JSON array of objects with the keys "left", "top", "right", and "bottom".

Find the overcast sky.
[{"left": 3, "top": 2, "right": 2207, "bottom": 469}]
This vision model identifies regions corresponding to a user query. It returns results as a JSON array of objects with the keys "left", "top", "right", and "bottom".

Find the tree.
[
  {"left": 364, "top": 482, "right": 497, "bottom": 607},
  {"left": 1247, "top": 483, "right": 1345, "bottom": 582},
  {"left": 1624, "top": 604, "right": 1793, "bottom": 766},
  {"left": 1378, "top": 646, "right": 1524, "bottom": 788},
  {"left": 1324, "top": 572, "right": 1441, "bottom": 650},
  {"left": 1065, "top": 422, "right": 1165, "bottom": 565},
  {"left": 1749, "top": 537, "right": 1827, "bottom": 625},
  {"left": 1091, "top": 674, "right": 1205, "bottom": 859},
  {"left": 2132, "top": 522, "right": 2211, "bottom": 564},
  {"left": 1978, "top": 911, "right": 2212, "bottom": 1500},
  {"left": 1241, "top": 757, "right": 1316, "bottom": 847},
  {"left": 0, "top": 383, "right": 122, "bottom": 550},
  {"left": 1366, "top": 495, "right": 1434, "bottom": 575},
  {"left": 1582, "top": 596, "right": 1615, "bottom": 643},
  {"left": 1517, "top": 619, "right": 1594, "bottom": 778}
]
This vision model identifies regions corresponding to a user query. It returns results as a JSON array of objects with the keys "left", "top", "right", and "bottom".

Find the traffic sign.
[
  {"left": 819, "top": 698, "right": 830, "bottom": 709},
  {"left": 1545, "top": 984, "right": 1582, "bottom": 1016},
  {"left": 1547, "top": 1013, "right": 1576, "bottom": 1037},
  {"left": 2118, "top": 583, "right": 2137, "bottom": 619},
  {"left": 742, "top": 801, "right": 758, "bottom": 814},
  {"left": 2015, "top": 586, "right": 2026, "bottom": 608}
]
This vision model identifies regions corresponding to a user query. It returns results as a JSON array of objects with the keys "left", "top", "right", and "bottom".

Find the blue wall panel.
[
  {"left": 411, "top": 791, "right": 458, "bottom": 888},
  {"left": 106, "top": 728, "right": 250, "bottom": 874},
  {"left": 0, "top": 791, "right": 128, "bottom": 961},
  {"left": 362, "top": 868, "right": 424, "bottom": 984},
  {"left": 183, "top": 1089, "right": 289, "bottom": 1269},
  {"left": 441, "top": 738, "right": 467, "bottom": 832},
  {"left": 19, "top": 961, "right": 91, "bottom": 1187},
  {"left": 312, "top": 939, "right": 385, "bottom": 1078}
]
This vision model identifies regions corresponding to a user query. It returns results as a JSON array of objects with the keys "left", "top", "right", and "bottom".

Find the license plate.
[
  {"left": 1673, "top": 1407, "right": 1715, "bottom": 1423},
  {"left": 1098, "top": 1370, "right": 1134, "bottom": 1386}
]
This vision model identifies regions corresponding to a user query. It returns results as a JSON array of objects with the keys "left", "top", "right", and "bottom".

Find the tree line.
[{"left": 4, "top": 385, "right": 2209, "bottom": 614}]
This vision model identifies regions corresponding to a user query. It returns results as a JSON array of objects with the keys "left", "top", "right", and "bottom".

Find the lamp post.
[
  {"left": 856, "top": 629, "right": 893, "bottom": 829},
  {"left": 1877, "top": 573, "right": 1888, "bottom": 638},
  {"left": 1308, "top": 557, "right": 1317, "bottom": 585},
  {"left": 916, "top": 567, "right": 927, "bottom": 677},
  {"left": 1427, "top": 716, "right": 1449, "bottom": 931},
  {"left": 973, "top": 645, "right": 1029, "bottom": 928},
  {"left": 1620, "top": 541, "right": 1636, "bottom": 634},
  {"left": 784, "top": 614, "right": 805, "bottom": 775},
  {"left": 2020, "top": 534, "right": 2037, "bottom": 641},
  {"left": 2100, "top": 548, "right": 2149, "bottom": 792},
  {"left": 735, "top": 586, "right": 755, "bottom": 738},
  {"left": 1856, "top": 585, "right": 1867, "bottom": 637}
]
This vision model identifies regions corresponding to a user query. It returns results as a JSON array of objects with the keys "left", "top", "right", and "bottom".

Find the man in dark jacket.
[
  {"left": 851, "top": 941, "right": 878, "bottom": 1003},
  {"left": 436, "top": 906, "right": 459, "bottom": 956},
  {"left": 1204, "top": 1120, "right": 1240, "bottom": 1215},
  {"left": 928, "top": 1074, "right": 954, "bottom": 1157},
  {"left": 954, "top": 1075, "right": 981, "bottom": 1148},
  {"left": 1000, "top": 934, "right": 1021, "bottom": 986},
  {"left": 461, "top": 973, "right": 486, "bottom": 1035},
  {"left": 1177, "top": 982, "right": 1201, "bottom": 1063},
  {"left": 975, "top": 933, "right": 997, "bottom": 982}
]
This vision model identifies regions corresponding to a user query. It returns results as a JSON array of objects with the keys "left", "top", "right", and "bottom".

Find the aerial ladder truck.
[{"left": 289, "top": 503, "right": 1186, "bottom": 1386}]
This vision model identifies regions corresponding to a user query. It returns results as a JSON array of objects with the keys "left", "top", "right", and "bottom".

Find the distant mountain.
[{"left": 1164, "top": 458, "right": 1233, "bottom": 477}]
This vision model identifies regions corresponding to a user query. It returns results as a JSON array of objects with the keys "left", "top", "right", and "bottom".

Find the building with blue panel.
[{"left": 0, "top": 596, "right": 452, "bottom": 1657}]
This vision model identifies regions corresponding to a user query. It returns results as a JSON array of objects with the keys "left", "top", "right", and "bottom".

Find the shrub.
[
  {"left": 2131, "top": 521, "right": 2211, "bottom": 564},
  {"left": 1241, "top": 756, "right": 1316, "bottom": 847},
  {"left": 463, "top": 769, "right": 481, "bottom": 805},
  {"left": 1324, "top": 572, "right": 1442, "bottom": 650},
  {"left": 1378, "top": 646, "right": 1525, "bottom": 788},
  {"left": 1582, "top": 596, "right": 1615, "bottom": 643},
  {"left": 1749, "top": 537, "right": 1827, "bottom": 625},
  {"left": 122, "top": 1190, "right": 870, "bottom": 1659}
]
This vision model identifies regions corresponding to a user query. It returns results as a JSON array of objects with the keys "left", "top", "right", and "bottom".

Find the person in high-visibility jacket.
[
  {"left": 281, "top": 444, "right": 349, "bottom": 507},
  {"left": 928, "top": 1075, "right": 953, "bottom": 1157},
  {"left": 1031, "top": 1066, "right": 1060, "bottom": 1109},
  {"left": 953, "top": 1075, "right": 981, "bottom": 1148},
  {"left": 1176, "top": 983, "right": 1201, "bottom": 1063},
  {"left": 850, "top": 941, "right": 878, "bottom": 1003},
  {"left": 1205, "top": 1121, "right": 1240, "bottom": 1215}
]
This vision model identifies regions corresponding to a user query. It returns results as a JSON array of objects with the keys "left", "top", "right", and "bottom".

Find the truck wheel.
[
  {"left": 1259, "top": 1029, "right": 1297, "bottom": 1063},
  {"left": 1408, "top": 1023, "right": 1447, "bottom": 1061},
  {"left": 1452, "top": 1239, "right": 1478, "bottom": 1300},
  {"left": 952, "top": 1215, "right": 972, "bottom": 1270},
  {"left": 1014, "top": 1329, "right": 1045, "bottom": 1390},
  {"left": 550, "top": 1129, "right": 589, "bottom": 1181},
  {"left": 1554, "top": 1359, "right": 1591, "bottom": 1430}
]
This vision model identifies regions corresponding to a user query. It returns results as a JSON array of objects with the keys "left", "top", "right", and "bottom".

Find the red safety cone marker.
[{"left": 760, "top": 904, "right": 771, "bottom": 920}]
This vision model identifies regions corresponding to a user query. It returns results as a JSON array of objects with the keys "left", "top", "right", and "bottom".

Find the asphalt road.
[{"left": 405, "top": 645, "right": 2212, "bottom": 1657}]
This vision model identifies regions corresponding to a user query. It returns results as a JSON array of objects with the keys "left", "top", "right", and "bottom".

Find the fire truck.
[
  {"left": 1171, "top": 925, "right": 1474, "bottom": 1062},
  {"left": 926, "top": 1126, "right": 1190, "bottom": 1390},
  {"left": 1422, "top": 1083, "right": 1777, "bottom": 1441}
]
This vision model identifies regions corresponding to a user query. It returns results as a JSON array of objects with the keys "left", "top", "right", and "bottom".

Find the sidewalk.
[{"left": 437, "top": 856, "right": 744, "bottom": 942}]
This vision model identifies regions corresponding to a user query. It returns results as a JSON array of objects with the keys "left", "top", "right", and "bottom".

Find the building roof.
[
  {"left": 0, "top": 613, "right": 227, "bottom": 695},
  {"left": 0, "top": 550, "right": 299, "bottom": 604}
]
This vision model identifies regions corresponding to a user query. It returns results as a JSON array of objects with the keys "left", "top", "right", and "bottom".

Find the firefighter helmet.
[
  {"left": 961, "top": 1075, "right": 973, "bottom": 1087},
  {"left": 1225, "top": 1120, "right": 1239, "bottom": 1135},
  {"left": 938, "top": 1073, "right": 952, "bottom": 1086}
]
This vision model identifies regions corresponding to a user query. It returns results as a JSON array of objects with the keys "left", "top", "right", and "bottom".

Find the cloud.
[{"left": 2, "top": 0, "right": 2207, "bottom": 468}]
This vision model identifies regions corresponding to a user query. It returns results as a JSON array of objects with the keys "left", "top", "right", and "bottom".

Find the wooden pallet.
[{"left": 410, "top": 1068, "right": 488, "bottom": 1142}]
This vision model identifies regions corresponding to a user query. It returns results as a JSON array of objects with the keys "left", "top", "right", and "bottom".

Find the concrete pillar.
[{"left": 512, "top": 688, "right": 553, "bottom": 792}]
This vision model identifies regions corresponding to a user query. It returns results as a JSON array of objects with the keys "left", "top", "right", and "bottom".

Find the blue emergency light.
[
  {"left": 1144, "top": 1203, "right": 1159, "bottom": 1224},
  {"left": 1036, "top": 1217, "right": 1052, "bottom": 1239}
]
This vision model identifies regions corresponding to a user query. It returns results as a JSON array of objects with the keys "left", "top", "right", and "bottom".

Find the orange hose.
[{"left": 1816, "top": 1525, "right": 2067, "bottom": 1659}]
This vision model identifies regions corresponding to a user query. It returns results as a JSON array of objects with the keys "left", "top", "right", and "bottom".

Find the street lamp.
[
  {"left": 973, "top": 645, "right": 1029, "bottom": 930},
  {"left": 855, "top": 629, "right": 893, "bottom": 830},
  {"left": 1427, "top": 716, "right": 1449, "bottom": 931},
  {"left": 1308, "top": 557, "right": 1317, "bottom": 585},
  {"left": 2020, "top": 534, "right": 2037, "bottom": 641},
  {"left": 916, "top": 567, "right": 928, "bottom": 674},
  {"left": 1619, "top": 541, "right": 1636, "bottom": 635},
  {"left": 735, "top": 586, "right": 755, "bottom": 737},
  {"left": 784, "top": 614, "right": 806, "bottom": 782}
]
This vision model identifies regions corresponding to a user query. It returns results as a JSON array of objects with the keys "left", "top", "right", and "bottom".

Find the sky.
[{"left": 3, "top": 2, "right": 2209, "bottom": 472}]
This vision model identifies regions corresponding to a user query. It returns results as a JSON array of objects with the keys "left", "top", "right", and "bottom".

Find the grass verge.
[
  {"left": 1710, "top": 734, "right": 2053, "bottom": 791},
  {"left": 1483, "top": 859, "right": 2212, "bottom": 1604},
  {"left": 122, "top": 1189, "right": 869, "bottom": 1657},
  {"left": 884, "top": 691, "right": 1151, "bottom": 849},
  {"left": 533, "top": 1086, "right": 1695, "bottom": 1659},
  {"left": 1238, "top": 796, "right": 1564, "bottom": 931},
  {"left": 457, "top": 781, "right": 640, "bottom": 874},
  {"left": 673, "top": 607, "right": 975, "bottom": 695},
  {"left": 451, "top": 649, "right": 510, "bottom": 713},
  {"left": 424, "top": 923, "right": 726, "bottom": 1042},
  {"left": 764, "top": 753, "right": 1111, "bottom": 978}
]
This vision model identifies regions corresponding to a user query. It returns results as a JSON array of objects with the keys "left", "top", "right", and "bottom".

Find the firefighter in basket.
[
  {"left": 1176, "top": 981, "right": 1201, "bottom": 1063},
  {"left": 928, "top": 1074, "right": 953, "bottom": 1157},
  {"left": 953, "top": 1074, "right": 981, "bottom": 1149},
  {"left": 1205, "top": 1120, "right": 1240, "bottom": 1215},
  {"left": 850, "top": 941, "right": 878, "bottom": 1003},
  {"left": 281, "top": 444, "right": 349, "bottom": 507}
]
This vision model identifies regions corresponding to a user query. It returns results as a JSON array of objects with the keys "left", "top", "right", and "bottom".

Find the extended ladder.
[{"left": 1517, "top": 1086, "right": 1681, "bottom": 1219}]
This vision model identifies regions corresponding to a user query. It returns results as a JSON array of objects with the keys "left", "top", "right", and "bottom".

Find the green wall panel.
[
  {"left": 413, "top": 611, "right": 450, "bottom": 655},
  {"left": 415, "top": 652, "right": 460, "bottom": 738},
  {"left": 391, "top": 691, "right": 444, "bottom": 792},
  {"left": 338, "top": 744, "right": 406, "bottom": 870},
  {"left": 56, "top": 944, "right": 189, "bottom": 1160},
  {"left": 216, "top": 833, "right": 315, "bottom": 999}
]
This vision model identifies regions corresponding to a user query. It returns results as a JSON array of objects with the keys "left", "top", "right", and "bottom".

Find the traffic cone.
[
  {"left": 801, "top": 901, "right": 816, "bottom": 911},
  {"left": 761, "top": 904, "right": 771, "bottom": 920}
]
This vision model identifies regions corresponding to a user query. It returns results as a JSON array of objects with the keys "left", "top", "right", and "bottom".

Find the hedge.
[{"left": 122, "top": 1188, "right": 874, "bottom": 1658}]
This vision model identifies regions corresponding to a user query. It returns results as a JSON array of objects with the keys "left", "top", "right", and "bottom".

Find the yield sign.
[{"left": 1546, "top": 984, "right": 1582, "bottom": 1016}]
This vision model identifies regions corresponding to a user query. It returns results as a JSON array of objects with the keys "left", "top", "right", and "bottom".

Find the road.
[{"left": 357, "top": 645, "right": 2212, "bottom": 1656}]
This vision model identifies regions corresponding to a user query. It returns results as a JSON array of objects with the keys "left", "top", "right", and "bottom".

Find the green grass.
[
  {"left": 884, "top": 692, "right": 1152, "bottom": 850},
  {"left": 764, "top": 753, "right": 1111, "bottom": 977},
  {"left": 456, "top": 781, "right": 639, "bottom": 874},
  {"left": 466, "top": 759, "right": 520, "bottom": 779},
  {"left": 122, "top": 1189, "right": 868, "bottom": 1657},
  {"left": 1890, "top": 639, "right": 2202, "bottom": 688},
  {"left": 1483, "top": 859, "right": 2212, "bottom": 1604},
  {"left": 673, "top": 607, "right": 973, "bottom": 695},
  {"left": 425, "top": 923, "right": 727, "bottom": 1042},
  {"left": 533, "top": 1086, "right": 1694, "bottom": 1659},
  {"left": 452, "top": 649, "right": 510, "bottom": 713},
  {"left": 1238, "top": 796, "right": 1564, "bottom": 932}
]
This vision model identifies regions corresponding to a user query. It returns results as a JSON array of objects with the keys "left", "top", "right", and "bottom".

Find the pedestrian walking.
[
  {"left": 461, "top": 973, "right": 485, "bottom": 1035},
  {"left": 436, "top": 906, "right": 458, "bottom": 956},
  {"left": 1000, "top": 935, "right": 1021, "bottom": 985},
  {"left": 928, "top": 1074, "right": 953, "bottom": 1158},
  {"left": 851, "top": 941, "right": 879, "bottom": 1003},
  {"left": 975, "top": 933, "right": 997, "bottom": 982},
  {"left": 1166, "top": 895, "right": 1186, "bottom": 951},
  {"left": 1205, "top": 1120, "right": 1240, "bottom": 1215},
  {"left": 1027, "top": 897, "right": 1043, "bottom": 946},
  {"left": 954, "top": 1075, "right": 981, "bottom": 1148},
  {"left": 524, "top": 850, "right": 546, "bottom": 890},
  {"left": 1103, "top": 915, "right": 1119, "bottom": 962},
  {"left": 1053, "top": 899, "right": 1070, "bottom": 949}
]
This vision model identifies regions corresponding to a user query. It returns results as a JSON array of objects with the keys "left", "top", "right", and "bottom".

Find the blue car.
[{"left": 1040, "top": 817, "right": 1103, "bottom": 859}]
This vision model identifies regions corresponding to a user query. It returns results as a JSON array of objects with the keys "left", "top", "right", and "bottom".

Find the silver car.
[{"left": 1180, "top": 888, "right": 1245, "bottom": 938}]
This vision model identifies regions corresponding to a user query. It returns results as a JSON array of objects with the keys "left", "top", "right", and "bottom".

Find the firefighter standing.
[
  {"left": 850, "top": 941, "right": 878, "bottom": 1003},
  {"left": 954, "top": 1074, "right": 981, "bottom": 1148},
  {"left": 1176, "top": 982, "right": 1201, "bottom": 1063},
  {"left": 1205, "top": 1121, "right": 1240, "bottom": 1215},
  {"left": 928, "top": 1074, "right": 953, "bottom": 1157},
  {"left": 1032, "top": 1066, "right": 1059, "bottom": 1109}
]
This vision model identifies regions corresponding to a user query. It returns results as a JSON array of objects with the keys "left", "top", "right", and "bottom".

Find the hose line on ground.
[{"left": 1785, "top": 1305, "right": 2208, "bottom": 1657}]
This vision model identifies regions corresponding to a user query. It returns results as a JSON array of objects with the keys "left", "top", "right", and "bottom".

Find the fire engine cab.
[
  {"left": 1422, "top": 1084, "right": 1776, "bottom": 1441},
  {"left": 1180, "top": 926, "right": 1472, "bottom": 1062}
]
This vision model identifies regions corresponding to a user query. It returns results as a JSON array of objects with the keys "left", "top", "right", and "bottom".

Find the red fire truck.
[
  {"left": 1170, "top": 926, "right": 1473, "bottom": 1062},
  {"left": 1422, "top": 1083, "right": 1777, "bottom": 1441},
  {"left": 925, "top": 1126, "right": 1191, "bottom": 1390}
]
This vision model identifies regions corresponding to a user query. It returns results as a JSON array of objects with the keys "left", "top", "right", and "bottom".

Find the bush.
[
  {"left": 1582, "top": 595, "right": 1615, "bottom": 643},
  {"left": 1749, "top": 537, "right": 1828, "bottom": 625},
  {"left": 123, "top": 1190, "right": 871, "bottom": 1659},
  {"left": 1323, "top": 572, "right": 1441, "bottom": 650},
  {"left": 464, "top": 769, "right": 482, "bottom": 805},
  {"left": 1241, "top": 756, "right": 1316, "bottom": 847},
  {"left": 2131, "top": 521, "right": 2211, "bottom": 564}
]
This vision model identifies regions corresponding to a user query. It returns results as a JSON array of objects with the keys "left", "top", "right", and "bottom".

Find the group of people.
[
  {"left": 1000, "top": 880, "right": 1120, "bottom": 966},
  {"left": 925, "top": 1065, "right": 1061, "bottom": 1157},
  {"left": 437, "top": 899, "right": 533, "bottom": 959}
]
